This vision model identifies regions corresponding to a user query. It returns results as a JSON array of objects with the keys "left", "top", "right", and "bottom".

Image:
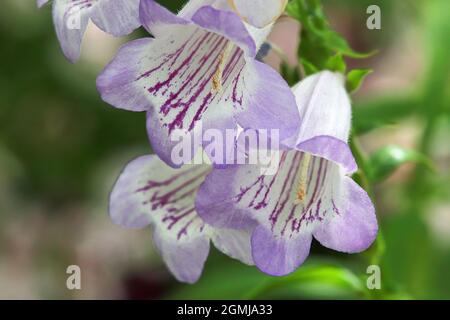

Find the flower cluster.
[{"left": 40, "top": 0, "right": 377, "bottom": 283}]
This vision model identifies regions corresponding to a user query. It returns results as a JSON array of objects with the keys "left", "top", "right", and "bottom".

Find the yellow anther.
[
  {"left": 212, "top": 42, "right": 234, "bottom": 92},
  {"left": 294, "top": 153, "right": 312, "bottom": 204}
]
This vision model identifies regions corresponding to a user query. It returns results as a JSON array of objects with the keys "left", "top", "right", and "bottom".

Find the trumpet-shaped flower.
[
  {"left": 196, "top": 71, "right": 378, "bottom": 276},
  {"left": 110, "top": 154, "right": 253, "bottom": 283},
  {"left": 39, "top": 0, "right": 141, "bottom": 62},
  {"left": 97, "top": 0, "right": 299, "bottom": 168}
]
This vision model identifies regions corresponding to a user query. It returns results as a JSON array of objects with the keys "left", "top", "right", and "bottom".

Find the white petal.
[
  {"left": 291, "top": 71, "right": 352, "bottom": 144},
  {"left": 90, "top": 0, "right": 140, "bottom": 36},
  {"left": 52, "top": 0, "right": 94, "bottom": 62},
  {"left": 210, "top": 228, "right": 253, "bottom": 265},
  {"left": 228, "top": 0, "right": 287, "bottom": 28}
]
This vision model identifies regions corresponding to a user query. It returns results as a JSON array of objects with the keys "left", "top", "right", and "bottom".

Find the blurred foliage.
[
  {"left": 0, "top": 0, "right": 449, "bottom": 300},
  {"left": 367, "top": 145, "right": 434, "bottom": 183},
  {"left": 169, "top": 250, "right": 368, "bottom": 300},
  {"left": 346, "top": 68, "right": 372, "bottom": 93},
  {"left": 0, "top": 1, "right": 149, "bottom": 204},
  {"left": 286, "top": 0, "right": 376, "bottom": 85}
]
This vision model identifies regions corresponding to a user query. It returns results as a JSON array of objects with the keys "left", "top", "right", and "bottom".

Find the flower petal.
[
  {"left": 109, "top": 155, "right": 210, "bottom": 229},
  {"left": 228, "top": 0, "right": 287, "bottom": 28},
  {"left": 139, "top": 0, "right": 190, "bottom": 36},
  {"left": 100, "top": 1, "right": 291, "bottom": 168},
  {"left": 292, "top": 71, "right": 352, "bottom": 143},
  {"left": 153, "top": 225, "right": 210, "bottom": 283},
  {"left": 286, "top": 71, "right": 356, "bottom": 172},
  {"left": 110, "top": 155, "right": 210, "bottom": 283},
  {"left": 235, "top": 59, "right": 300, "bottom": 141},
  {"left": 110, "top": 154, "right": 253, "bottom": 282},
  {"left": 190, "top": 5, "right": 257, "bottom": 56},
  {"left": 52, "top": 0, "right": 94, "bottom": 62},
  {"left": 197, "top": 150, "right": 344, "bottom": 238},
  {"left": 50, "top": 0, "right": 140, "bottom": 62},
  {"left": 313, "top": 177, "right": 378, "bottom": 253},
  {"left": 97, "top": 38, "right": 155, "bottom": 112},
  {"left": 196, "top": 165, "right": 259, "bottom": 229},
  {"left": 99, "top": 18, "right": 249, "bottom": 165},
  {"left": 90, "top": 0, "right": 140, "bottom": 37},
  {"left": 251, "top": 225, "right": 311, "bottom": 276},
  {"left": 178, "top": 0, "right": 220, "bottom": 19},
  {"left": 109, "top": 156, "right": 154, "bottom": 228},
  {"left": 37, "top": 0, "right": 49, "bottom": 8},
  {"left": 296, "top": 135, "right": 357, "bottom": 174},
  {"left": 210, "top": 228, "right": 253, "bottom": 265}
]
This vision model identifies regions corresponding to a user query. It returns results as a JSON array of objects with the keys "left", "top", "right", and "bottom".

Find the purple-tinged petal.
[
  {"left": 100, "top": 0, "right": 293, "bottom": 168},
  {"left": 178, "top": 0, "right": 220, "bottom": 19},
  {"left": 141, "top": 0, "right": 258, "bottom": 55},
  {"left": 97, "top": 38, "right": 154, "bottom": 112},
  {"left": 296, "top": 136, "right": 357, "bottom": 174},
  {"left": 52, "top": 0, "right": 94, "bottom": 63},
  {"left": 313, "top": 177, "right": 378, "bottom": 253},
  {"left": 291, "top": 71, "right": 352, "bottom": 143},
  {"left": 109, "top": 156, "right": 155, "bottom": 228},
  {"left": 284, "top": 71, "right": 356, "bottom": 172},
  {"left": 228, "top": 0, "right": 287, "bottom": 28},
  {"left": 251, "top": 225, "right": 311, "bottom": 276},
  {"left": 198, "top": 150, "right": 357, "bottom": 275},
  {"left": 90, "top": 0, "right": 140, "bottom": 37},
  {"left": 139, "top": 0, "right": 190, "bottom": 36},
  {"left": 109, "top": 155, "right": 210, "bottom": 228},
  {"left": 110, "top": 155, "right": 210, "bottom": 284},
  {"left": 197, "top": 151, "right": 343, "bottom": 235},
  {"left": 51, "top": 0, "right": 140, "bottom": 63},
  {"left": 37, "top": 0, "right": 49, "bottom": 8},
  {"left": 99, "top": 16, "right": 250, "bottom": 166},
  {"left": 190, "top": 6, "right": 257, "bottom": 57},
  {"left": 153, "top": 226, "right": 210, "bottom": 284},
  {"left": 146, "top": 92, "right": 239, "bottom": 168},
  {"left": 211, "top": 228, "right": 253, "bottom": 265},
  {"left": 196, "top": 165, "right": 259, "bottom": 229},
  {"left": 110, "top": 154, "right": 253, "bottom": 282},
  {"left": 235, "top": 59, "right": 300, "bottom": 141}
]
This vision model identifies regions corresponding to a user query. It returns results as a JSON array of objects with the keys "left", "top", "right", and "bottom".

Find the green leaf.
[
  {"left": 325, "top": 53, "right": 346, "bottom": 73},
  {"left": 246, "top": 264, "right": 367, "bottom": 299},
  {"left": 300, "top": 57, "right": 319, "bottom": 75},
  {"left": 346, "top": 69, "right": 373, "bottom": 93},
  {"left": 308, "top": 23, "right": 375, "bottom": 59},
  {"left": 368, "top": 145, "right": 435, "bottom": 183},
  {"left": 353, "top": 96, "right": 419, "bottom": 134},
  {"left": 286, "top": 0, "right": 375, "bottom": 71}
]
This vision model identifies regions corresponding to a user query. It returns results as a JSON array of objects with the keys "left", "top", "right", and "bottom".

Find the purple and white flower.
[
  {"left": 38, "top": 0, "right": 141, "bottom": 62},
  {"left": 97, "top": 0, "right": 299, "bottom": 168},
  {"left": 110, "top": 154, "right": 253, "bottom": 283},
  {"left": 196, "top": 71, "right": 378, "bottom": 276}
]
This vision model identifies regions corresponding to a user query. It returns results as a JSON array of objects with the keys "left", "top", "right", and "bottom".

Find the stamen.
[
  {"left": 212, "top": 42, "right": 234, "bottom": 92},
  {"left": 294, "top": 153, "right": 312, "bottom": 204}
]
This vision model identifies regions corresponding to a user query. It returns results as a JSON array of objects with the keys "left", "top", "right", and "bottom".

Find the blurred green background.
[{"left": 0, "top": 0, "right": 449, "bottom": 299}]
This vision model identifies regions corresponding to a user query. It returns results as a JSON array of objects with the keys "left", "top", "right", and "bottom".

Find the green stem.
[
  {"left": 350, "top": 133, "right": 386, "bottom": 277},
  {"left": 349, "top": 134, "right": 373, "bottom": 198}
]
